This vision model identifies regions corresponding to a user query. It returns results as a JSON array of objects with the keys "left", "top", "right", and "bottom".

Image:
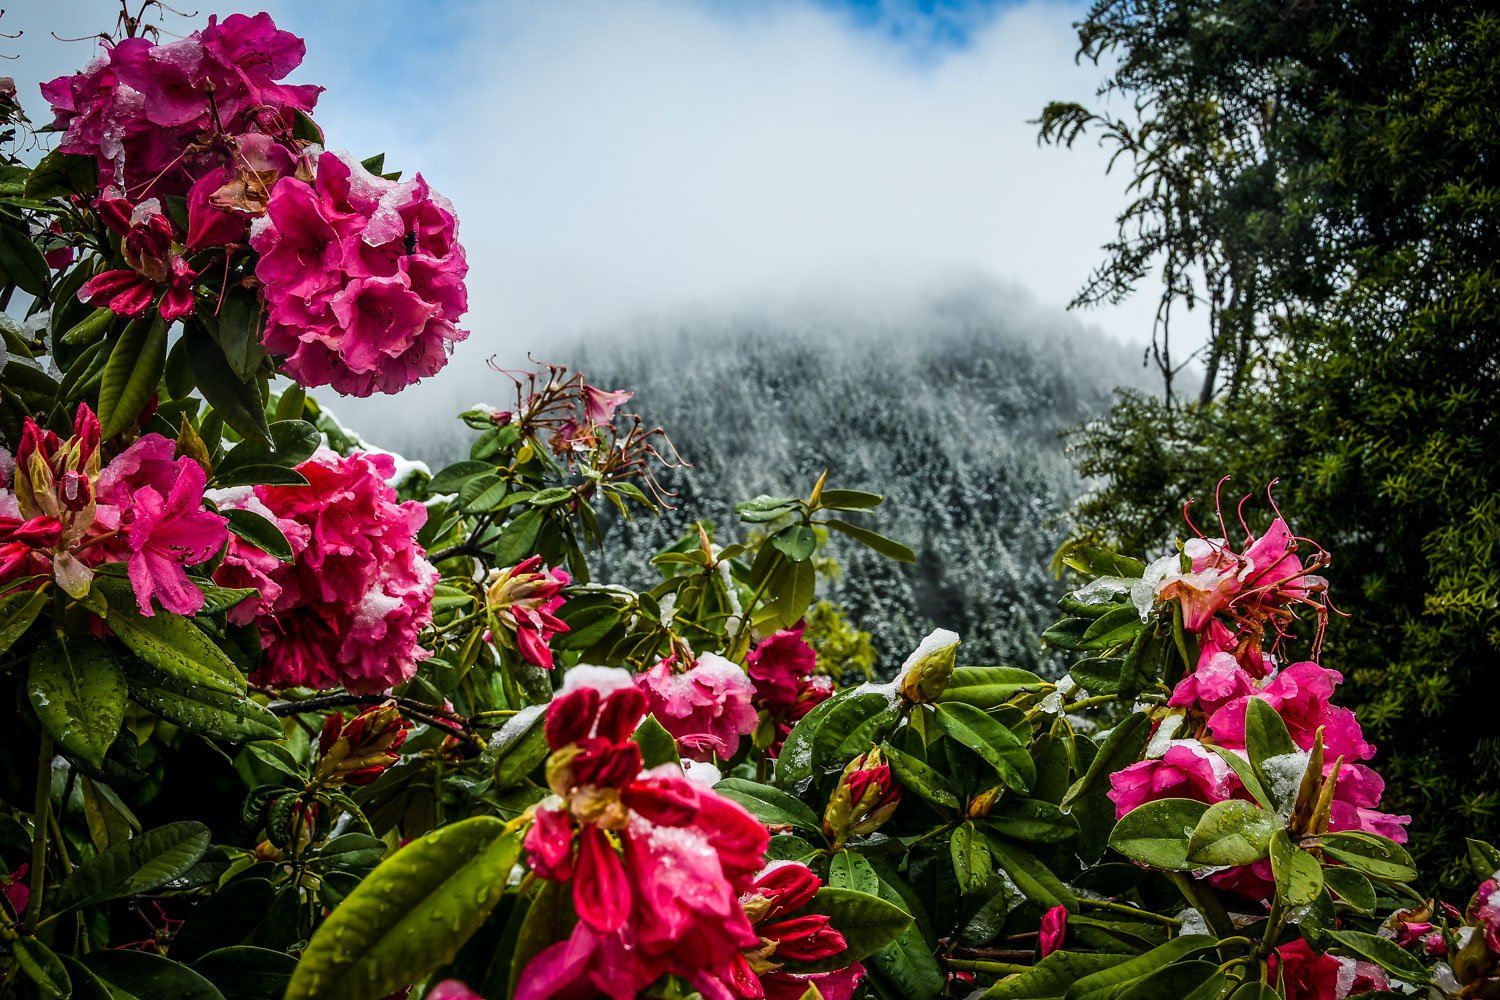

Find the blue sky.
[{"left": 4, "top": 0, "right": 1183, "bottom": 433}]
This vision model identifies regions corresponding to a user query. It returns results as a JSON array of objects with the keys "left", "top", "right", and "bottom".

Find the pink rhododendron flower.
[
  {"left": 40, "top": 13, "right": 321, "bottom": 201},
  {"left": 636, "top": 652, "right": 759, "bottom": 762},
  {"left": 250, "top": 151, "right": 468, "bottom": 396},
  {"left": 2, "top": 864, "right": 29, "bottom": 917},
  {"left": 1108, "top": 740, "right": 1249, "bottom": 818},
  {"left": 484, "top": 556, "right": 569, "bottom": 669},
  {"left": 1470, "top": 878, "right": 1500, "bottom": 955},
  {"left": 213, "top": 449, "right": 436, "bottom": 693},
  {"left": 79, "top": 198, "right": 198, "bottom": 319},
  {"left": 1267, "top": 939, "right": 1389, "bottom": 1000},
  {"left": 94, "top": 435, "right": 227, "bottom": 615},
  {"left": 517, "top": 685, "right": 770, "bottom": 1000},
  {"left": 426, "top": 983, "right": 482, "bottom": 1000},
  {"left": 1039, "top": 905, "right": 1068, "bottom": 958},
  {"left": 746, "top": 624, "right": 831, "bottom": 757},
  {"left": 713, "top": 862, "right": 861, "bottom": 1000},
  {"left": 581, "top": 384, "right": 633, "bottom": 425}
]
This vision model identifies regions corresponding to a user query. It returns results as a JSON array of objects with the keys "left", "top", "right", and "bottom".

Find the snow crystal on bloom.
[
  {"left": 682, "top": 759, "right": 721, "bottom": 787},
  {"left": 561, "top": 664, "right": 637, "bottom": 697},
  {"left": 1144, "top": 713, "right": 1186, "bottom": 758},
  {"left": 637, "top": 652, "right": 758, "bottom": 763},
  {"left": 491, "top": 704, "right": 548, "bottom": 751},
  {"left": 1260, "top": 750, "right": 1313, "bottom": 815},
  {"left": 1133, "top": 555, "right": 1178, "bottom": 620}
]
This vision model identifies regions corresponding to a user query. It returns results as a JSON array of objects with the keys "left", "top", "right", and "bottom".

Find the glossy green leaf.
[
  {"left": 1244, "top": 697, "right": 1298, "bottom": 769},
  {"left": 1270, "top": 829, "right": 1324, "bottom": 907},
  {"left": 983, "top": 951, "right": 1129, "bottom": 999},
  {"left": 214, "top": 420, "right": 319, "bottom": 483},
  {"left": 286, "top": 819, "right": 521, "bottom": 1000},
  {"left": 1065, "top": 936, "right": 1219, "bottom": 1000},
  {"left": 987, "top": 796, "right": 1082, "bottom": 844},
  {"left": 775, "top": 688, "right": 847, "bottom": 788},
  {"left": 1077, "top": 606, "right": 1143, "bottom": 650},
  {"left": 98, "top": 580, "right": 243, "bottom": 694},
  {"left": 215, "top": 285, "right": 267, "bottom": 380},
  {"left": 492, "top": 709, "right": 549, "bottom": 789},
  {"left": 824, "top": 517, "right": 916, "bottom": 562},
  {"left": 1318, "top": 830, "right": 1418, "bottom": 882},
  {"left": 952, "top": 821, "right": 993, "bottom": 893},
  {"left": 186, "top": 321, "right": 271, "bottom": 445},
  {"left": 84, "top": 949, "right": 225, "bottom": 1000},
  {"left": 25, "top": 147, "right": 97, "bottom": 199},
  {"left": 1321, "top": 865, "right": 1376, "bottom": 913},
  {"left": 716, "top": 778, "right": 822, "bottom": 833},
  {"left": 633, "top": 713, "right": 681, "bottom": 768},
  {"left": 11, "top": 936, "right": 71, "bottom": 998},
  {"left": 191, "top": 946, "right": 298, "bottom": 1000},
  {"left": 816, "top": 489, "right": 884, "bottom": 510},
  {"left": 0, "top": 222, "right": 51, "bottom": 297},
  {"left": 987, "top": 835, "right": 1078, "bottom": 909},
  {"left": 1329, "top": 930, "right": 1431, "bottom": 984},
  {"left": 224, "top": 508, "right": 293, "bottom": 561},
  {"left": 52, "top": 820, "right": 211, "bottom": 913},
  {"left": 940, "top": 666, "right": 1047, "bottom": 710},
  {"left": 934, "top": 702, "right": 1035, "bottom": 792},
  {"left": 28, "top": 635, "right": 128, "bottom": 770},
  {"left": 827, "top": 848, "right": 881, "bottom": 895},
  {"left": 1108, "top": 798, "right": 1209, "bottom": 871},
  {"left": 1187, "top": 799, "right": 1275, "bottom": 866},
  {"left": 772, "top": 523, "right": 818, "bottom": 561},
  {"left": 879, "top": 740, "right": 960, "bottom": 810},
  {"left": 428, "top": 460, "right": 493, "bottom": 494},
  {"left": 1467, "top": 838, "right": 1500, "bottom": 882},
  {"left": 0, "top": 587, "right": 48, "bottom": 658},
  {"left": 793, "top": 886, "right": 913, "bottom": 973},
  {"left": 99, "top": 314, "right": 168, "bottom": 439},
  {"left": 123, "top": 661, "right": 282, "bottom": 743},
  {"left": 1062, "top": 712, "right": 1150, "bottom": 808}
]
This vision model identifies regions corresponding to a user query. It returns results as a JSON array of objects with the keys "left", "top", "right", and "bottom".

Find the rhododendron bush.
[{"left": 1, "top": 10, "right": 1496, "bottom": 1000}]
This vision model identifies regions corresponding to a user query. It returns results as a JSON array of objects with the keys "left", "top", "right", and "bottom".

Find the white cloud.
[{"left": 5, "top": 0, "right": 1193, "bottom": 429}]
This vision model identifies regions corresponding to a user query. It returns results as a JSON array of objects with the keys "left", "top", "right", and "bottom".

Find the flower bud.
[
  {"left": 967, "top": 786, "right": 1002, "bottom": 820},
  {"left": 823, "top": 748, "right": 902, "bottom": 848},
  {"left": 897, "top": 629, "right": 959, "bottom": 704},
  {"left": 313, "top": 701, "right": 411, "bottom": 788}
]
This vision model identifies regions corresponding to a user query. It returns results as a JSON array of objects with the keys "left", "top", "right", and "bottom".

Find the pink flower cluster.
[
  {"left": 484, "top": 556, "right": 570, "bottom": 670},
  {"left": 636, "top": 652, "right": 759, "bottom": 762},
  {"left": 249, "top": 151, "right": 469, "bottom": 397},
  {"left": 725, "top": 862, "right": 864, "bottom": 1000},
  {"left": 1111, "top": 506, "right": 1407, "bottom": 903},
  {"left": 1269, "top": 939, "right": 1389, "bottom": 1000},
  {"left": 746, "top": 624, "right": 833, "bottom": 758},
  {"left": 79, "top": 197, "right": 197, "bottom": 320},
  {"left": 213, "top": 448, "right": 437, "bottom": 693},
  {"left": 519, "top": 680, "right": 771, "bottom": 1000},
  {"left": 1, "top": 405, "right": 226, "bottom": 616},
  {"left": 41, "top": 13, "right": 322, "bottom": 202}
]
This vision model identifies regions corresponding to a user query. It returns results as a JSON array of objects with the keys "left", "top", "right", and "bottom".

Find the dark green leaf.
[
  {"left": 794, "top": 887, "right": 913, "bottom": 972},
  {"left": 186, "top": 321, "right": 270, "bottom": 445},
  {"left": 28, "top": 635, "right": 128, "bottom": 769},
  {"left": 940, "top": 666, "right": 1047, "bottom": 710},
  {"left": 1318, "top": 831, "right": 1417, "bottom": 883},
  {"left": 952, "top": 821, "right": 993, "bottom": 893},
  {"left": 99, "top": 315, "right": 168, "bottom": 439},
  {"left": 987, "top": 835, "right": 1079, "bottom": 909},
  {"left": 1065, "top": 936, "right": 1219, "bottom": 999},
  {"left": 428, "top": 460, "right": 493, "bottom": 494},
  {"left": 0, "top": 587, "right": 48, "bottom": 658},
  {"left": 0, "top": 222, "right": 51, "bottom": 297},
  {"left": 824, "top": 518, "right": 916, "bottom": 562},
  {"left": 1108, "top": 798, "right": 1209, "bottom": 871},
  {"left": 828, "top": 849, "right": 881, "bottom": 895},
  {"left": 214, "top": 420, "right": 319, "bottom": 483},
  {"left": 11, "top": 936, "right": 71, "bottom": 997},
  {"left": 215, "top": 285, "right": 266, "bottom": 380},
  {"left": 983, "top": 951, "right": 1129, "bottom": 999},
  {"left": 286, "top": 820, "right": 521, "bottom": 1000},
  {"left": 85, "top": 950, "right": 226, "bottom": 1000},
  {"left": 1321, "top": 865, "right": 1376, "bottom": 913},
  {"left": 224, "top": 508, "right": 293, "bottom": 561},
  {"left": 633, "top": 713, "right": 681, "bottom": 768},
  {"left": 1062, "top": 712, "right": 1150, "bottom": 808},
  {"left": 715, "top": 778, "right": 822, "bottom": 833},
  {"left": 52, "top": 821, "right": 211, "bottom": 913},
  {"left": 191, "top": 947, "right": 298, "bottom": 1000},
  {"left": 25, "top": 147, "right": 98, "bottom": 200},
  {"left": 1187, "top": 799, "right": 1275, "bottom": 866},
  {"left": 934, "top": 702, "right": 1035, "bottom": 792},
  {"left": 1270, "top": 829, "right": 1324, "bottom": 907},
  {"left": 816, "top": 489, "right": 884, "bottom": 510},
  {"left": 1244, "top": 697, "right": 1298, "bottom": 770},
  {"left": 879, "top": 741, "right": 960, "bottom": 810},
  {"left": 1329, "top": 930, "right": 1431, "bottom": 984},
  {"left": 987, "top": 797, "right": 1082, "bottom": 844}
]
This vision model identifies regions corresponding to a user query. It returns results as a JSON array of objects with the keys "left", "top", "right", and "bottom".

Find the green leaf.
[
  {"left": 1318, "top": 831, "right": 1418, "bottom": 882},
  {"left": 123, "top": 661, "right": 282, "bottom": 743},
  {"left": 52, "top": 820, "right": 211, "bottom": 913},
  {"left": 1077, "top": 606, "right": 1144, "bottom": 651},
  {"left": 11, "top": 936, "right": 71, "bottom": 998},
  {"left": 983, "top": 951, "right": 1130, "bottom": 999},
  {"left": 633, "top": 713, "right": 681, "bottom": 768},
  {"left": 824, "top": 517, "right": 916, "bottom": 562},
  {"left": 1206, "top": 745, "right": 1271, "bottom": 809},
  {"left": 0, "top": 587, "right": 48, "bottom": 658},
  {"left": 816, "top": 489, "right": 884, "bottom": 510},
  {"left": 0, "top": 222, "right": 51, "bottom": 297},
  {"left": 224, "top": 508, "right": 293, "bottom": 561},
  {"left": 934, "top": 702, "right": 1035, "bottom": 792},
  {"left": 489, "top": 508, "right": 544, "bottom": 566},
  {"left": 1187, "top": 799, "right": 1275, "bottom": 866},
  {"left": 286, "top": 819, "right": 521, "bottom": 1000},
  {"left": 186, "top": 321, "right": 270, "bottom": 445},
  {"left": 952, "top": 821, "right": 993, "bottom": 893},
  {"left": 772, "top": 524, "right": 818, "bottom": 561},
  {"left": 827, "top": 849, "right": 881, "bottom": 895},
  {"left": 775, "top": 689, "right": 846, "bottom": 789},
  {"left": 1059, "top": 543, "right": 1147, "bottom": 579},
  {"left": 1062, "top": 712, "right": 1150, "bottom": 808},
  {"left": 986, "top": 797, "right": 1081, "bottom": 844},
  {"left": 1065, "top": 936, "right": 1219, "bottom": 999},
  {"left": 866, "top": 878, "right": 945, "bottom": 997},
  {"left": 191, "top": 946, "right": 298, "bottom": 1000},
  {"left": 1321, "top": 865, "right": 1376, "bottom": 913},
  {"left": 735, "top": 495, "right": 799, "bottom": 523},
  {"left": 1269, "top": 829, "right": 1324, "bottom": 906},
  {"left": 99, "top": 315, "right": 168, "bottom": 439},
  {"left": 1329, "top": 930, "right": 1431, "bottom": 984},
  {"left": 1244, "top": 697, "right": 1298, "bottom": 769},
  {"left": 1116, "top": 961, "right": 1221, "bottom": 1000},
  {"left": 715, "top": 777, "right": 822, "bottom": 833},
  {"left": 879, "top": 741, "right": 960, "bottom": 810},
  {"left": 1466, "top": 838, "right": 1500, "bottom": 882},
  {"left": 940, "top": 666, "right": 1047, "bottom": 710},
  {"left": 793, "top": 887, "right": 913, "bottom": 973},
  {"left": 314, "top": 833, "right": 388, "bottom": 872},
  {"left": 25, "top": 147, "right": 99, "bottom": 200},
  {"left": 428, "top": 460, "right": 493, "bottom": 494},
  {"left": 84, "top": 950, "right": 226, "bottom": 1000},
  {"left": 1108, "top": 798, "right": 1209, "bottom": 870},
  {"left": 987, "top": 835, "right": 1078, "bottom": 909},
  {"left": 98, "top": 581, "right": 243, "bottom": 694},
  {"left": 1226, "top": 983, "right": 1279, "bottom": 1000},
  {"left": 28, "top": 635, "right": 129, "bottom": 769},
  {"left": 215, "top": 285, "right": 267, "bottom": 381},
  {"left": 214, "top": 420, "right": 319, "bottom": 484},
  {"left": 814, "top": 689, "right": 902, "bottom": 764},
  {"left": 493, "top": 708, "right": 550, "bottom": 789}
]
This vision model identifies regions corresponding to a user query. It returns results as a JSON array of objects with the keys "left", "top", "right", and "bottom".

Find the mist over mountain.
[{"left": 381, "top": 282, "right": 1149, "bottom": 675}]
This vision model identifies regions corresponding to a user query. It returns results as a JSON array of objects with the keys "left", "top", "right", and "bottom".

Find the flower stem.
[
  {"left": 1077, "top": 897, "right": 1182, "bottom": 926},
  {"left": 946, "top": 958, "right": 1032, "bottom": 975}
]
